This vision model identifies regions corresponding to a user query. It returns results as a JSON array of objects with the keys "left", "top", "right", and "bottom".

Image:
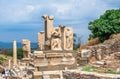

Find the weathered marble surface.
[
  {"left": 38, "top": 32, "right": 45, "bottom": 50},
  {"left": 22, "top": 39, "right": 31, "bottom": 58}
]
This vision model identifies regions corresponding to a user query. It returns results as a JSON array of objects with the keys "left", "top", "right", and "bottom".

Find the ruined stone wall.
[
  {"left": 78, "top": 33, "right": 120, "bottom": 65},
  {"left": 63, "top": 71, "right": 120, "bottom": 79}
]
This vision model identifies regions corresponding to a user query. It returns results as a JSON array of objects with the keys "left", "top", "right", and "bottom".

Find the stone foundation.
[
  {"left": 32, "top": 71, "right": 63, "bottom": 79},
  {"left": 29, "top": 51, "right": 77, "bottom": 71}
]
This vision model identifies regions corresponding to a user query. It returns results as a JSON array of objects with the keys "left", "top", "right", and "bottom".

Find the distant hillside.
[{"left": 0, "top": 42, "right": 37, "bottom": 49}]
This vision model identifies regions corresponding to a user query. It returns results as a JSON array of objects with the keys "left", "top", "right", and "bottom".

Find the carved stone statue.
[
  {"left": 51, "top": 28, "right": 61, "bottom": 37},
  {"left": 22, "top": 39, "right": 31, "bottom": 58},
  {"left": 64, "top": 28, "right": 73, "bottom": 50},
  {"left": 51, "top": 28, "right": 62, "bottom": 50},
  {"left": 51, "top": 38, "right": 62, "bottom": 50}
]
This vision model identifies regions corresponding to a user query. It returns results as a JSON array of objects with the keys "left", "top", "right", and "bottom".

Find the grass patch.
[
  {"left": 0, "top": 56, "right": 7, "bottom": 60},
  {"left": 82, "top": 65, "right": 120, "bottom": 74},
  {"left": 104, "top": 70, "right": 120, "bottom": 74},
  {"left": 82, "top": 66, "right": 94, "bottom": 72}
]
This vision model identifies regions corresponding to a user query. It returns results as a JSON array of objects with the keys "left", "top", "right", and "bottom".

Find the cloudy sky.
[{"left": 0, "top": 0, "right": 120, "bottom": 43}]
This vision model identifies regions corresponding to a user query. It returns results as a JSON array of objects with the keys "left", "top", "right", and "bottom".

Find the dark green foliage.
[
  {"left": 17, "top": 48, "right": 23, "bottom": 59},
  {"left": 73, "top": 33, "right": 77, "bottom": 50},
  {"left": 88, "top": 9, "right": 120, "bottom": 42},
  {"left": 73, "top": 33, "right": 82, "bottom": 50},
  {"left": 6, "top": 49, "right": 13, "bottom": 56},
  {"left": 7, "top": 48, "right": 23, "bottom": 59}
]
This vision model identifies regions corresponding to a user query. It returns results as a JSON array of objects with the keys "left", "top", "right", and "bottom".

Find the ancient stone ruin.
[
  {"left": 28, "top": 15, "right": 76, "bottom": 77},
  {"left": 1, "top": 15, "right": 120, "bottom": 79},
  {"left": 22, "top": 39, "right": 31, "bottom": 59},
  {"left": 77, "top": 33, "right": 120, "bottom": 66},
  {"left": 1, "top": 15, "right": 75, "bottom": 79},
  {"left": 38, "top": 15, "right": 73, "bottom": 51},
  {"left": 21, "top": 15, "right": 76, "bottom": 79}
]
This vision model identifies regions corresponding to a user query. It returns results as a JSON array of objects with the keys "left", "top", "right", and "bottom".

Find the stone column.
[
  {"left": 42, "top": 15, "right": 54, "bottom": 39},
  {"left": 60, "top": 71, "right": 63, "bottom": 79},
  {"left": 42, "top": 15, "right": 54, "bottom": 50},
  {"left": 38, "top": 31, "right": 45, "bottom": 50},
  {"left": 13, "top": 40, "right": 17, "bottom": 66}
]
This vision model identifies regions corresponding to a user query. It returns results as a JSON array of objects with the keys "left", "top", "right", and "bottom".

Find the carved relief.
[
  {"left": 22, "top": 39, "right": 31, "bottom": 58},
  {"left": 64, "top": 28, "right": 73, "bottom": 50},
  {"left": 51, "top": 28, "right": 62, "bottom": 50},
  {"left": 51, "top": 28, "right": 61, "bottom": 37}
]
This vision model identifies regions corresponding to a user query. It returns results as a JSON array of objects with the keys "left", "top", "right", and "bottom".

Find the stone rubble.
[{"left": 78, "top": 33, "right": 120, "bottom": 67}]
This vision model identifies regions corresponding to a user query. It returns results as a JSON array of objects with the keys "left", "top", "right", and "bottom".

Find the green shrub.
[
  {"left": 7, "top": 48, "right": 23, "bottom": 59},
  {"left": 0, "top": 56, "right": 6, "bottom": 60}
]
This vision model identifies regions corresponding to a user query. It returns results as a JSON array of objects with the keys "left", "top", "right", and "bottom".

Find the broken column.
[
  {"left": 13, "top": 40, "right": 17, "bottom": 66},
  {"left": 42, "top": 15, "right": 54, "bottom": 50},
  {"left": 9, "top": 59, "right": 11, "bottom": 68},
  {"left": 38, "top": 31, "right": 45, "bottom": 50},
  {"left": 22, "top": 39, "right": 31, "bottom": 58}
]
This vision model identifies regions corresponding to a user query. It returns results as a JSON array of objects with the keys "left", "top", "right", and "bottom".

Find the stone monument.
[
  {"left": 22, "top": 39, "right": 31, "bottom": 59},
  {"left": 19, "top": 15, "right": 77, "bottom": 79},
  {"left": 3, "top": 15, "right": 77, "bottom": 79},
  {"left": 51, "top": 27, "right": 62, "bottom": 50},
  {"left": 41, "top": 15, "right": 73, "bottom": 51},
  {"left": 29, "top": 15, "right": 76, "bottom": 72}
]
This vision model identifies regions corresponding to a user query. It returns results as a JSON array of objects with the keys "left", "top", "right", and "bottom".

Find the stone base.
[
  {"left": 37, "top": 65, "right": 77, "bottom": 71},
  {"left": 77, "top": 57, "right": 88, "bottom": 66},
  {"left": 33, "top": 71, "right": 43, "bottom": 79},
  {"left": 32, "top": 71, "right": 63, "bottom": 79},
  {"left": 22, "top": 58, "right": 32, "bottom": 61},
  {"left": 30, "top": 50, "right": 77, "bottom": 71}
]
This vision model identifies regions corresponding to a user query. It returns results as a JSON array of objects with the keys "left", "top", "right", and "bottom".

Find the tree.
[{"left": 88, "top": 9, "right": 120, "bottom": 42}]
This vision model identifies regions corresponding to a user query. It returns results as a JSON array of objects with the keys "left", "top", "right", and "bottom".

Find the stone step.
[{"left": 43, "top": 75, "right": 50, "bottom": 79}]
